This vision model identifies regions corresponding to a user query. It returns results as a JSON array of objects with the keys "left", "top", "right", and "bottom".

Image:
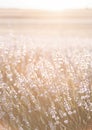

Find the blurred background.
[{"left": 0, "top": 0, "right": 92, "bottom": 46}]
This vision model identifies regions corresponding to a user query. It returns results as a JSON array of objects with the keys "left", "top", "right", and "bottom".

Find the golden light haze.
[{"left": 0, "top": 0, "right": 91, "bottom": 10}]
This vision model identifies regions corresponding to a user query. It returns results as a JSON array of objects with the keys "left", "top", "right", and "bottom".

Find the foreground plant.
[{"left": 0, "top": 43, "right": 92, "bottom": 130}]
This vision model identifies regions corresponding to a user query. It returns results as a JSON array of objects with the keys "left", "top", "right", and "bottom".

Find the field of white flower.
[{"left": 0, "top": 36, "right": 92, "bottom": 130}]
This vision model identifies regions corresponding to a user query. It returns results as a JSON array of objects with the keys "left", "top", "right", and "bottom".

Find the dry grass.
[{"left": 0, "top": 42, "right": 92, "bottom": 130}]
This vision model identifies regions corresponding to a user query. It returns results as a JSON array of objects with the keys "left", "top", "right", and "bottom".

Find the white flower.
[
  {"left": 63, "top": 113, "right": 67, "bottom": 117},
  {"left": 68, "top": 111, "right": 72, "bottom": 115},
  {"left": 64, "top": 120, "right": 69, "bottom": 124}
]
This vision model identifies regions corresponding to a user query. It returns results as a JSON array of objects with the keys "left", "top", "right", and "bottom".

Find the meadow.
[
  {"left": 0, "top": 9, "right": 92, "bottom": 130},
  {"left": 0, "top": 38, "right": 92, "bottom": 130}
]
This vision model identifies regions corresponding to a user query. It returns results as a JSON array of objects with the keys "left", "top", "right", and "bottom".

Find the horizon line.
[{"left": 0, "top": 7, "right": 92, "bottom": 11}]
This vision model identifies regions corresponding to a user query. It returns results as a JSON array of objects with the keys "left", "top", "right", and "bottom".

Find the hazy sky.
[{"left": 0, "top": 0, "right": 92, "bottom": 10}]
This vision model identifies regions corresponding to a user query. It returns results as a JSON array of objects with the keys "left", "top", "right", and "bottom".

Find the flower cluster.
[{"left": 0, "top": 41, "right": 92, "bottom": 130}]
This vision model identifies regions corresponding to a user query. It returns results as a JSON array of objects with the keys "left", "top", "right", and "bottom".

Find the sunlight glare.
[{"left": 0, "top": 0, "right": 91, "bottom": 10}]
